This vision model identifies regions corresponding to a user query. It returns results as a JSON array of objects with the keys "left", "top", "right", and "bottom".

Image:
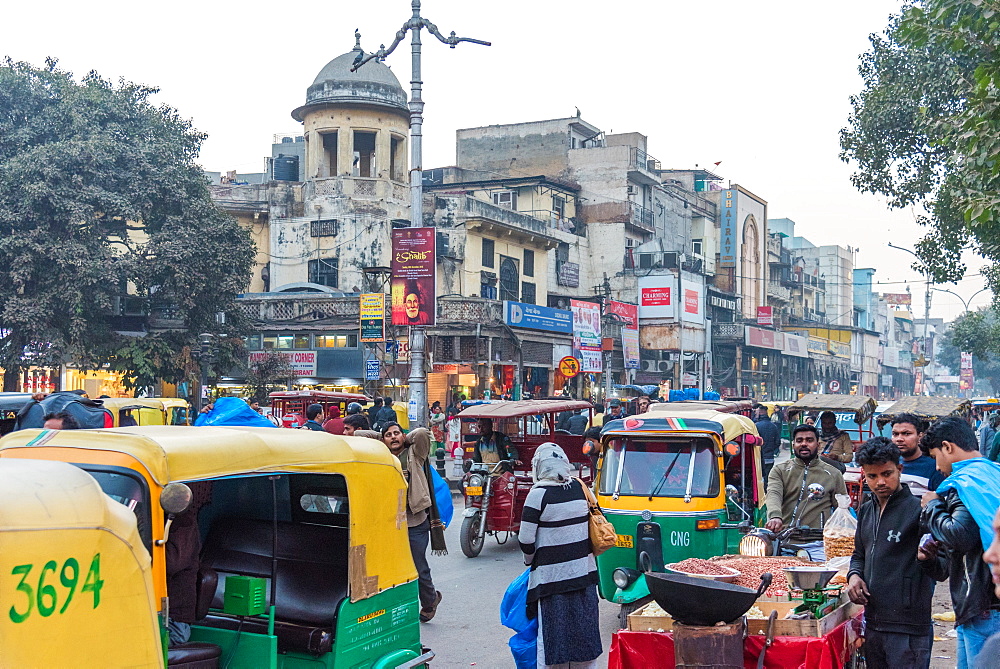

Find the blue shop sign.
[{"left": 504, "top": 301, "right": 573, "bottom": 334}]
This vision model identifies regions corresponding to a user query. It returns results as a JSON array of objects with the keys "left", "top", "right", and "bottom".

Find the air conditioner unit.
[
  {"left": 641, "top": 360, "right": 660, "bottom": 372},
  {"left": 625, "top": 238, "right": 640, "bottom": 248},
  {"left": 657, "top": 360, "right": 673, "bottom": 372}
]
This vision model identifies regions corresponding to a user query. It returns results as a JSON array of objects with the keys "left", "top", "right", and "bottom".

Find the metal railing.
[{"left": 630, "top": 146, "right": 661, "bottom": 173}]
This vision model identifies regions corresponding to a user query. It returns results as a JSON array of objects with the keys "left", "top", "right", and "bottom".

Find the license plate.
[
  {"left": 615, "top": 534, "right": 634, "bottom": 548},
  {"left": 466, "top": 486, "right": 483, "bottom": 496}
]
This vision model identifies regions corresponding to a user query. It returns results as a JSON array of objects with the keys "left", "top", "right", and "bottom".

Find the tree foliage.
[
  {"left": 938, "top": 308, "right": 1000, "bottom": 392},
  {"left": 840, "top": 0, "right": 1000, "bottom": 290},
  {"left": 244, "top": 352, "right": 293, "bottom": 401},
  {"left": 0, "top": 58, "right": 255, "bottom": 391}
]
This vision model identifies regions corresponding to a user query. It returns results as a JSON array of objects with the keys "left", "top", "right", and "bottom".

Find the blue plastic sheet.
[
  {"left": 936, "top": 457, "right": 1000, "bottom": 550},
  {"left": 194, "top": 397, "right": 276, "bottom": 428},
  {"left": 500, "top": 569, "right": 537, "bottom": 669},
  {"left": 430, "top": 467, "right": 454, "bottom": 528}
]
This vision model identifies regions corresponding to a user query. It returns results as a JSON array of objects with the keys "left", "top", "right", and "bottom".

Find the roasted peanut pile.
[
  {"left": 667, "top": 558, "right": 739, "bottom": 576},
  {"left": 713, "top": 556, "right": 807, "bottom": 598}
]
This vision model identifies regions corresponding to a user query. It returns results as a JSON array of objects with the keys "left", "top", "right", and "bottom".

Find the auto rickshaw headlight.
[
  {"left": 739, "top": 530, "right": 774, "bottom": 557},
  {"left": 467, "top": 473, "right": 485, "bottom": 489},
  {"left": 612, "top": 567, "right": 641, "bottom": 590}
]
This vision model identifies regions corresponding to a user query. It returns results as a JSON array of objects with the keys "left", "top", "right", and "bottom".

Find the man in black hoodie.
[{"left": 847, "top": 437, "right": 943, "bottom": 669}]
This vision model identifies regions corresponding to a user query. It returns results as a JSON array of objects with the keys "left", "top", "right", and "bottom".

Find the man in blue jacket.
[
  {"left": 847, "top": 437, "right": 942, "bottom": 668},
  {"left": 920, "top": 416, "right": 1000, "bottom": 669}
]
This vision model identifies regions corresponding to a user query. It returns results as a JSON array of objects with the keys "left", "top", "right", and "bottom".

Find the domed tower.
[{"left": 272, "top": 33, "right": 410, "bottom": 293}]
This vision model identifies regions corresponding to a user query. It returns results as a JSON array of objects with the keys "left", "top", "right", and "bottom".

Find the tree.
[
  {"left": 0, "top": 59, "right": 255, "bottom": 391},
  {"left": 840, "top": 1, "right": 1000, "bottom": 290},
  {"left": 244, "top": 352, "right": 294, "bottom": 401},
  {"left": 938, "top": 309, "right": 1000, "bottom": 393}
]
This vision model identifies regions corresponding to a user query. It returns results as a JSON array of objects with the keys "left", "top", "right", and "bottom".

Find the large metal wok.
[{"left": 644, "top": 571, "right": 773, "bottom": 626}]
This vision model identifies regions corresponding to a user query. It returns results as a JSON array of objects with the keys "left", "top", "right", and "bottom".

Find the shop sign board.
[
  {"left": 782, "top": 333, "right": 809, "bottom": 358},
  {"left": 745, "top": 326, "right": 783, "bottom": 351},
  {"left": 622, "top": 328, "right": 640, "bottom": 369},
  {"left": 719, "top": 189, "right": 737, "bottom": 267},
  {"left": 638, "top": 276, "right": 675, "bottom": 319},
  {"left": 390, "top": 227, "right": 436, "bottom": 326},
  {"left": 571, "top": 299, "right": 602, "bottom": 373},
  {"left": 504, "top": 301, "right": 573, "bottom": 334},
  {"left": 960, "top": 351, "right": 974, "bottom": 390},
  {"left": 756, "top": 306, "right": 773, "bottom": 326},
  {"left": 681, "top": 281, "right": 705, "bottom": 325},
  {"left": 606, "top": 301, "right": 638, "bottom": 328},
  {"left": 365, "top": 359, "right": 380, "bottom": 381},
  {"left": 359, "top": 293, "right": 386, "bottom": 342},
  {"left": 884, "top": 293, "right": 912, "bottom": 306},
  {"left": 248, "top": 350, "right": 317, "bottom": 376}
]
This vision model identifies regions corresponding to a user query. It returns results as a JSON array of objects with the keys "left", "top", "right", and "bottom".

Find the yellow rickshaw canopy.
[
  {"left": 790, "top": 393, "right": 877, "bottom": 424},
  {"left": 603, "top": 409, "right": 760, "bottom": 443},
  {"left": 876, "top": 396, "right": 972, "bottom": 428}
]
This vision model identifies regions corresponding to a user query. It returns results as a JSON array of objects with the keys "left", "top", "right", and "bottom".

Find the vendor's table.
[{"left": 609, "top": 611, "right": 863, "bottom": 669}]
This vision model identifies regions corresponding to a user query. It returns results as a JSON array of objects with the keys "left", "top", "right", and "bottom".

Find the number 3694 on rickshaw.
[{"left": 454, "top": 399, "right": 595, "bottom": 558}]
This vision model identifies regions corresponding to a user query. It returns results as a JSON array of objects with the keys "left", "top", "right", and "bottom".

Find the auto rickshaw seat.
[
  {"left": 198, "top": 517, "right": 348, "bottom": 654},
  {"left": 167, "top": 642, "right": 222, "bottom": 668},
  {"left": 194, "top": 567, "right": 218, "bottom": 622}
]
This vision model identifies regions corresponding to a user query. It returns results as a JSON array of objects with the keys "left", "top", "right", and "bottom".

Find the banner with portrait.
[
  {"left": 571, "top": 299, "right": 602, "bottom": 373},
  {"left": 391, "top": 228, "right": 436, "bottom": 326}
]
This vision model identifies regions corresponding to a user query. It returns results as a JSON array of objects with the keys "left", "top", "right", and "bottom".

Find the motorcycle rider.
[
  {"left": 470, "top": 418, "right": 519, "bottom": 464},
  {"left": 765, "top": 423, "right": 848, "bottom": 560}
]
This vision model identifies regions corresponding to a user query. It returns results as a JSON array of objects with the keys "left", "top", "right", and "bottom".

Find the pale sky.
[{"left": 4, "top": 0, "right": 989, "bottom": 322}]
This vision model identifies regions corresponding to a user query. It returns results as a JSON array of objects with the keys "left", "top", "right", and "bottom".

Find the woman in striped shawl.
[{"left": 519, "top": 443, "right": 602, "bottom": 668}]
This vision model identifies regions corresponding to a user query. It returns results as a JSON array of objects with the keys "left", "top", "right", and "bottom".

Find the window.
[
  {"left": 692, "top": 239, "right": 703, "bottom": 256},
  {"left": 321, "top": 132, "right": 338, "bottom": 177},
  {"left": 521, "top": 282, "right": 536, "bottom": 305},
  {"left": 275, "top": 335, "right": 294, "bottom": 349},
  {"left": 353, "top": 131, "right": 376, "bottom": 178},
  {"left": 499, "top": 256, "right": 519, "bottom": 302},
  {"left": 390, "top": 135, "right": 405, "bottom": 182},
  {"left": 294, "top": 334, "right": 310, "bottom": 349},
  {"left": 315, "top": 334, "right": 358, "bottom": 348},
  {"left": 308, "top": 257, "right": 338, "bottom": 288},
  {"left": 598, "top": 438, "right": 719, "bottom": 498},
  {"left": 481, "top": 238, "right": 495, "bottom": 268},
  {"left": 552, "top": 196, "right": 565, "bottom": 220},
  {"left": 311, "top": 219, "right": 339, "bottom": 237},
  {"left": 263, "top": 336, "right": 277, "bottom": 350},
  {"left": 493, "top": 191, "right": 517, "bottom": 210},
  {"left": 245, "top": 334, "right": 262, "bottom": 350},
  {"left": 523, "top": 249, "right": 534, "bottom": 277}
]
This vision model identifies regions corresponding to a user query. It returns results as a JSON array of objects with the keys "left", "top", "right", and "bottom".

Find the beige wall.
[
  {"left": 463, "top": 231, "right": 549, "bottom": 301},
  {"left": 302, "top": 106, "right": 409, "bottom": 182}
]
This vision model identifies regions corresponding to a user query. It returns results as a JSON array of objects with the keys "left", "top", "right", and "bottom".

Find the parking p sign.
[{"left": 365, "top": 359, "right": 380, "bottom": 381}]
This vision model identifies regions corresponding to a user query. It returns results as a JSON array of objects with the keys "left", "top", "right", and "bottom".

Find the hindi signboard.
[
  {"left": 360, "top": 293, "right": 386, "bottom": 342},
  {"left": 570, "top": 299, "right": 602, "bottom": 372}
]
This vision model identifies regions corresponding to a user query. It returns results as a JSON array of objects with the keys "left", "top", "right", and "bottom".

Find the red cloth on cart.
[{"left": 608, "top": 612, "right": 863, "bottom": 669}]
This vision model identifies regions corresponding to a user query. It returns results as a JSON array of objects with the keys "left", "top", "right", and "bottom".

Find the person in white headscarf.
[{"left": 518, "top": 443, "right": 601, "bottom": 668}]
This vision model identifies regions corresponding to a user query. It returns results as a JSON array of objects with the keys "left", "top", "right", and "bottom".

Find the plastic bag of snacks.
[{"left": 823, "top": 494, "right": 857, "bottom": 558}]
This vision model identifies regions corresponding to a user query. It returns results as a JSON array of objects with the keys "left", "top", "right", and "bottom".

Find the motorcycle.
[
  {"left": 739, "top": 483, "right": 828, "bottom": 558},
  {"left": 459, "top": 459, "right": 528, "bottom": 557}
]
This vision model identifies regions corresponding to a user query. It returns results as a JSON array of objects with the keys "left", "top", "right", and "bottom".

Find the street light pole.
[
  {"left": 932, "top": 287, "right": 989, "bottom": 315},
  {"left": 353, "top": 1, "right": 489, "bottom": 428},
  {"left": 887, "top": 243, "right": 933, "bottom": 395}
]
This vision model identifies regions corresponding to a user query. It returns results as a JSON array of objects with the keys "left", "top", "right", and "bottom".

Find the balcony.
[
  {"left": 767, "top": 282, "right": 791, "bottom": 302},
  {"left": 437, "top": 296, "right": 503, "bottom": 324},
  {"left": 210, "top": 184, "right": 269, "bottom": 214},
  {"left": 238, "top": 293, "right": 360, "bottom": 324},
  {"left": 629, "top": 147, "right": 662, "bottom": 185},
  {"left": 461, "top": 197, "right": 561, "bottom": 247},
  {"left": 518, "top": 210, "right": 586, "bottom": 237},
  {"left": 308, "top": 177, "right": 410, "bottom": 203},
  {"left": 576, "top": 200, "right": 655, "bottom": 234}
]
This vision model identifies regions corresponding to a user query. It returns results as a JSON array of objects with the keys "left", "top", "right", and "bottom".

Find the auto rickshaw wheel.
[
  {"left": 460, "top": 511, "right": 485, "bottom": 557},
  {"left": 617, "top": 597, "right": 652, "bottom": 629}
]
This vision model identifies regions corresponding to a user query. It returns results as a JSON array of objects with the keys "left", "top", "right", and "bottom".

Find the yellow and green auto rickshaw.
[
  {"left": 0, "top": 426, "right": 432, "bottom": 668},
  {"left": 100, "top": 397, "right": 191, "bottom": 427},
  {"left": 594, "top": 408, "right": 765, "bottom": 625},
  {"left": 0, "top": 458, "right": 164, "bottom": 667}
]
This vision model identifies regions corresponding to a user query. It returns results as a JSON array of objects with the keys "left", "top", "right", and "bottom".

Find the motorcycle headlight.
[
  {"left": 612, "top": 567, "right": 640, "bottom": 590},
  {"left": 739, "top": 531, "right": 774, "bottom": 557},
  {"left": 467, "top": 474, "right": 485, "bottom": 489}
]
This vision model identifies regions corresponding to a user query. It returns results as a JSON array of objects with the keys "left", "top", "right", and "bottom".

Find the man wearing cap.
[{"left": 607, "top": 399, "right": 624, "bottom": 422}]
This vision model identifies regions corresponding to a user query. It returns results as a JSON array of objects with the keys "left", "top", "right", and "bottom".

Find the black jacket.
[
  {"left": 921, "top": 487, "right": 1000, "bottom": 626},
  {"left": 848, "top": 484, "right": 942, "bottom": 634}
]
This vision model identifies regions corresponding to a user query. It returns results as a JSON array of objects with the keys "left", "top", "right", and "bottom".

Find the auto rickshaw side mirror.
[
  {"left": 156, "top": 482, "right": 194, "bottom": 546},
  {"left": 725, "top": 484, "right": 741, "bottom": 503}
]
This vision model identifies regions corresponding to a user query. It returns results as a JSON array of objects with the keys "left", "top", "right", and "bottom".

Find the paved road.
[{"left": 420, "top": 493, "right": 620, "bottom": 668}]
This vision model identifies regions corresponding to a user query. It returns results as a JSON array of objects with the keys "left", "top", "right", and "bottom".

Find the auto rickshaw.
[
  {"left": 455, "top": 399, "right": 594, "bottom": 558},
  {"left": 0, "top": 458, "right": 165, "bottom": 667},
  {"left": 0, "top": 426, "right": 433, "bottom": 668},
  {"left": 594, "top": 408, "right": 765, "bottom": 626},
  {"left": 787, "top": 393, "right": 878, "bottom": 444},
  {"left": 268, "top": 390, "right": 371, "bottom": 428},
  {"left": 647, "top": 399, "right": 755, "bottom": 416},
  {"left": 99, "top": 397, "right": 191, "bottom": 427}
]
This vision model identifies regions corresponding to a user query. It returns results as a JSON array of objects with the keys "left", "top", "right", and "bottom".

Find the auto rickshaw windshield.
[{"left": 599, "top": 437, "right": 719, "bottom": 498}]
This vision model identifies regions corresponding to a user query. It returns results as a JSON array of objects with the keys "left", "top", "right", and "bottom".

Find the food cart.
[
  {"left": 876, "top": 395, "right": 973, "bottom": 430},
  {"left": 787, "top": 394, "right": 878, "bottom": 444}
]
